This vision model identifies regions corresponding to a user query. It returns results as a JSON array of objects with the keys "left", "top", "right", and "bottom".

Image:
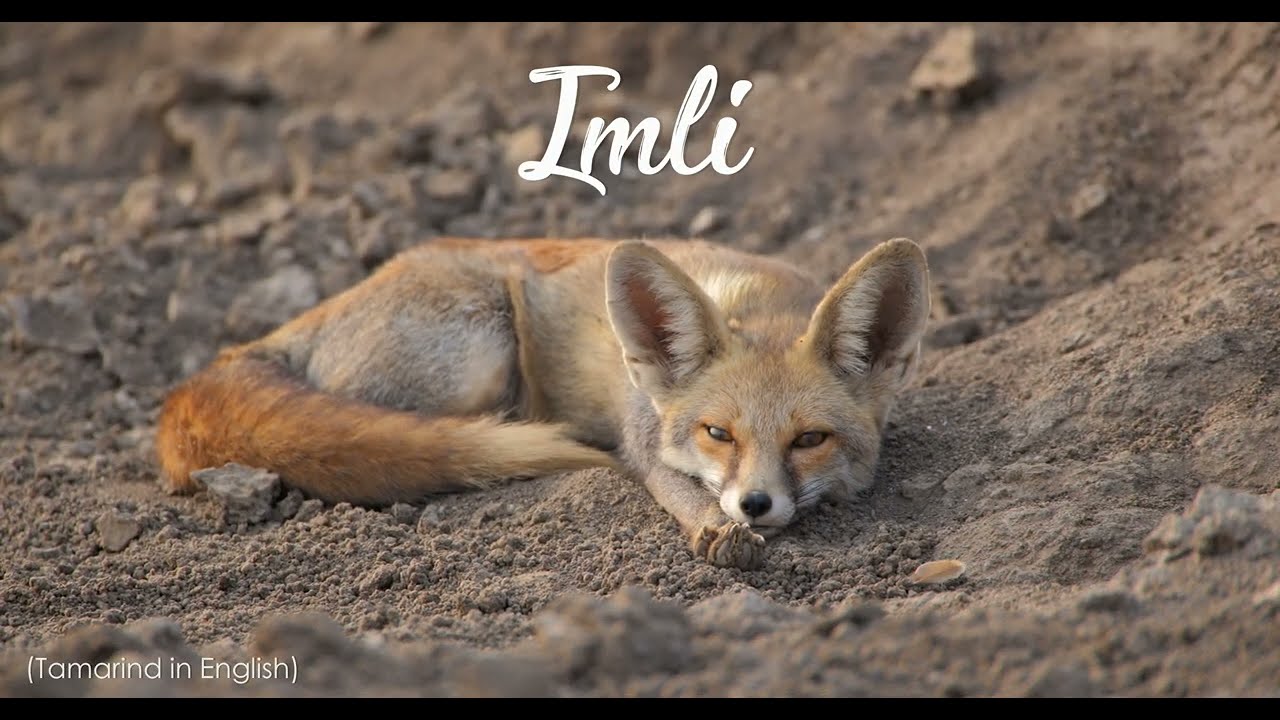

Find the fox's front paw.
[{"left": 691, "top": 521, "right": 766, "bottom": 570}]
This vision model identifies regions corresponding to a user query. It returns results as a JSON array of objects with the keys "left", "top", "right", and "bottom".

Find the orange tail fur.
[{"left": 155, "top": 353, "right": 616, "bottom": 505}]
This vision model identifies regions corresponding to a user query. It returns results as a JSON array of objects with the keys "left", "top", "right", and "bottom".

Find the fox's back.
[
  {"left": 250, "top": 236, "right": 827, "bottom": 449},
  {"left": 488, "top": 237, "right": 825, "bottom": 325}
]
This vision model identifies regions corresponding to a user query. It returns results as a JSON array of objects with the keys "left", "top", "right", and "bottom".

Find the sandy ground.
[{"left": 1, "top": 22, "right": 1279, "bottom": 697}]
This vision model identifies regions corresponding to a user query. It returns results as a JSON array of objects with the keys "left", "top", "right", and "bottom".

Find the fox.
[{"left": 156, "top": 236, "right": 931, "bottom": 570}]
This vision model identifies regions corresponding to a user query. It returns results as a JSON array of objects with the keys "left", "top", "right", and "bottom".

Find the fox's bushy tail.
[{"left": 156, "top": 352, "right": 616, "bottom": 505}]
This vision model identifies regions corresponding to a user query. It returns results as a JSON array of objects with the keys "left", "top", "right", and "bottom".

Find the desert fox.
[{"left": 157, "top": 237, "right": 930, "bottom": 569}]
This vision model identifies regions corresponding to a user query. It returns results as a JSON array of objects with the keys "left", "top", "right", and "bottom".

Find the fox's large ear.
[
  {"left": 803, "top": 238, "right": 931, "bottom": 386},
  {"left": 606, "top": 242, "right": 729, "bottom": 398}
]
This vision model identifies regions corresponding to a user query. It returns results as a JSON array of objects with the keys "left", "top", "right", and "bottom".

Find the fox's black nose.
[{"left": 740, "top": 491, "right": 772, "bottom": 518}]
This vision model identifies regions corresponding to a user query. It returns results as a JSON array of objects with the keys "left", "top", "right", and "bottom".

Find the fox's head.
[{"left": 605, "top": 238, "right": 931, "bottom": 530}]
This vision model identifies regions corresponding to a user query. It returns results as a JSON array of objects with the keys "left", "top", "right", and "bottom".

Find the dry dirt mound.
[{"left": 1, "top": 22, "right": 1278, "bottom": 697}]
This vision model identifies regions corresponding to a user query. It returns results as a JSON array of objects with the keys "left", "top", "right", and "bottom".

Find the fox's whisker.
[{"left": 796, "top": 479, "right": 832, "bottom": 507}]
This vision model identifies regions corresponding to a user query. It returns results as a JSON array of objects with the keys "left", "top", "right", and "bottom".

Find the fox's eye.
[
  {"left": 707, "top": 425, "right": 733, "bottom": 442},
  {"left": 793, "top": 431, "right": 828, "bottom": 449}
]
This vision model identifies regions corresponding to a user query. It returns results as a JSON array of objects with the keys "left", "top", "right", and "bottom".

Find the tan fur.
[{"left": 156, "top": 236, "right": 930, "bottom": 567}]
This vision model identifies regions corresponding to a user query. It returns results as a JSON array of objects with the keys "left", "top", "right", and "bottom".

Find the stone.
[
  {"left": 95, "top": 510, "right": 141, "bottom": 553},
  {"left": 294, "top": 499, "right": 325, "bottom": 523},
  {"left": 275, "top": 489, "right": 304, "bottom": 521},
  {"left": 1070, "top": 183, "right": 1110, "bottom": 220},
  {"left": 909, "top": 26, "right": 992, "bottom": 109},
  {"left": 7, "top": 287, "right": 100, "bottom": 355},
  {"left": 191, "top": 463, "right": 282, "bottom": 526},
  {"left": 389, "top": 503, "right": 420, "bottom": 526}
]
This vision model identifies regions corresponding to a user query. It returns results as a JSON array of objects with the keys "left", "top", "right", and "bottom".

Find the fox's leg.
[
  {"left": 641, "top": 466, "right": 766, "bottom": 570},
  {"left": 621, "top": 393, "right": 765, "bottom": 570}
]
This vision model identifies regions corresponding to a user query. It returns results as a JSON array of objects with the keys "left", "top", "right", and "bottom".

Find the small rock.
[
  {"left": 7, "top": 287, "right": 100, "bottom": 355},
  {"left": 95, "top": 510, "right": 142, "bottom": 553},
  {"left": 909, "top": 26, "right": 992, "bottom": 109},
  {"left": 294, "top": 499, "right": 324, "bottom": 523},
  {"left": 416, "top": 505, "right": 444, "bottom": 534},
  {"left": 28, "top": 546, "right": 60, "bottom": 559},
  {"left": 191, "top": 463, "right": 282, "bottom": 526},
  {"left": 689, "top": 206, "right": 726, "bottom": 236},
  {"left": 275, "top": 489, "right": 304, "bottom": 520},
  {"left": 224, "top": 265, "right": 319, "bottom": 337},
  {"left": 102, "top": 609, "right": 126, "bottom": 625},
  {"left": 1060, "top": 331, "right": 1092, "bottom": 354},
  {"left": 389, "top": 503, "right": 420, "bottom": 525},
  {"left": 475, "top": 591, "right": 509, "bottom": 614},
  {"left": 359, "top": 565, "right": 398, "bottom": 594},
  {"left": 1070, "top": 183, "right": 1109, "bottom": 220}
]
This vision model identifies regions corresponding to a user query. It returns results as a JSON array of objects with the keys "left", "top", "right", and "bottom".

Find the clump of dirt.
[{"left": 1, "top": 22, "right": 1278, "bottom": 697}]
